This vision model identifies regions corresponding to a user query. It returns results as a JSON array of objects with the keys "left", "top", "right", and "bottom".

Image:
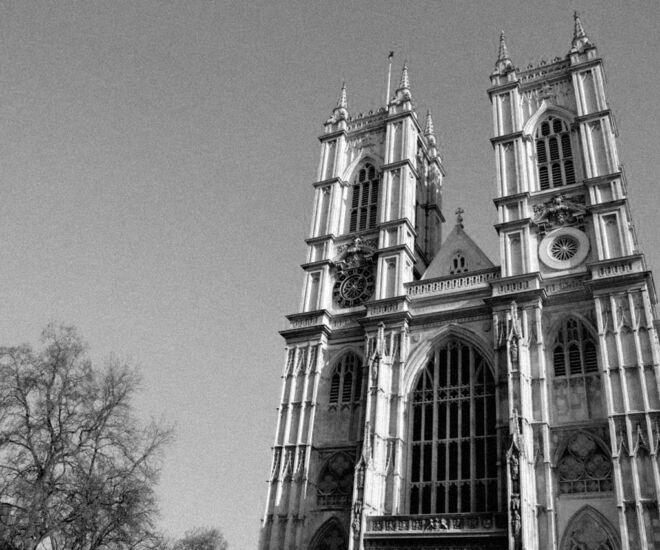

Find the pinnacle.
[
  {"left": 336, "top": 81, "right": 347, "bottom": 110},
  {"left": 329, "top": 81, "right": 349, "bottom": 123},
  {"left": 494, "top": 31, "right": 514, "bottom": 74},
  {"left": 497, "top": 30, "right": 510, "bottom": 62},
  {"left": 573, "top": 11, "right": 586, "bottom": 39},
  {"left": 571, "top": 11, "right": 593, "bottom": 51},
  {"left": 398, "top": 62, "right": 410, "bottom": 91},
  {"left": 424, "top": 110, "right": 435, "bottom": 137}
]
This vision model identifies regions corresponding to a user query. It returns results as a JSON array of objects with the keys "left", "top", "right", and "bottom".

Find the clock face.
[{"left": 333, "top": 267, "right": 375, "bottom": 308}]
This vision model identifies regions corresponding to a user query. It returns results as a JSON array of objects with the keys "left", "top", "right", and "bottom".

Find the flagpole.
[{"left": 385, "top": 51, "right": 394, "bottom": 106}]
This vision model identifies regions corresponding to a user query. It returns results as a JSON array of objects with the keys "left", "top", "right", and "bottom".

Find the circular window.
[
  {"left": 550, "top": 235, "right": 579, "bottom": 261},
  {"left": 539, "top": 227, "right": 590, "bottom": 270}
]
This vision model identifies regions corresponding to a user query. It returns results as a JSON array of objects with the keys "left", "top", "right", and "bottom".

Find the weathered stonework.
[{"left": 260, "top": 14, "right": 660, "bottom": 550}]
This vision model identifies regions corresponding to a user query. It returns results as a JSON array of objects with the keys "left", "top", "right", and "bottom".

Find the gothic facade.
[{"left": 260, "top": 15, "right": 660, "bottom": 550}]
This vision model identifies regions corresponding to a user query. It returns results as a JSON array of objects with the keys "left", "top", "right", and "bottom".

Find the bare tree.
[
  {"left": 0, "top": 324, "right": 173, "bottom": 550},
  {"left": 171, "top": 527, "right": 228, "bottom": 550}
]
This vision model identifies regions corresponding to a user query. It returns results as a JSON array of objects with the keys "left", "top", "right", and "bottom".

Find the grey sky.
[{"left": 0, "top": 1, "right": 657, "bottom": 549}]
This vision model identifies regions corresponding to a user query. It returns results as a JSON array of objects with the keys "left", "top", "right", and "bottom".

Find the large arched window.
[
  {"left": 552, "top": 318, "right": 603, "bottom": 422},
  {"left": 329, "top": 353, "right": 363, "bottom": 405},
  {"left": 349, "top": 163, "right": 379, "bottom": 232},
  {"left": 535, "top": 117, "right": 576, "bottom": 190},
  {"left": 409, "top": 340, "right": 498, "bottom": 514}
]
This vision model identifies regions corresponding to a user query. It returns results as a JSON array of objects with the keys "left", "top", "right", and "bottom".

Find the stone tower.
[{"left": 260, "top": 14, "right": 660, "bottom": 550}]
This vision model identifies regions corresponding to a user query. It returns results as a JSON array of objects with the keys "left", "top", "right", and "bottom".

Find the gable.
[{"left": 422, "top": 225, "right": 494, "bottom": 279}]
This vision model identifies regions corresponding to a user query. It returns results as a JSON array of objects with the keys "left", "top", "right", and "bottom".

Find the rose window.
[
  {"left": 538, "top": 227, "right": 590, "bottom": 269},
  {"left": 550, "top": 235, "right": 578, "bottom": 261}
]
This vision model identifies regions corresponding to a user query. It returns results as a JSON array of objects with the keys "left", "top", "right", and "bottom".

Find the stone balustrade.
[
  {"left": 365, "top": 513, "right": 507, "bottom": 535},
  {"left": 406, "top": 269, "right": 500, "bottom": 299}
]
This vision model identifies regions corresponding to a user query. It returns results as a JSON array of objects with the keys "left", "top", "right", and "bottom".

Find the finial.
[
  {"left": 329, "top": 82, "right": 349, "bottom": 123},
  {"left": 455, "top": 207, "right": 464, "bottom": 228},
  {"left": 494, "top": 31, "right": 514, "bottom": 74},
  {"left": 571, "top": 11, "right": 593, "bottom": 51}
]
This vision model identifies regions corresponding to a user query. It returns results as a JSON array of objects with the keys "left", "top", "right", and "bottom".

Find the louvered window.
[
  {"left": 329, "top": 353, "right": 363, "bottom": 405},
  {"left": 553, "top": 318, "right": 599, "bottom": 378},
  {"left": 535, "top": 117, "right": 576, "bottom": 190},
  {"left": 349, "top": 163, "right": 380, "bottom": 232}
]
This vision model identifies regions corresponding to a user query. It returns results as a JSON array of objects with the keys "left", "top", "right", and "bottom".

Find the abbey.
[{"left": 260, "top": 15, "right": 660, "bottom": 550}]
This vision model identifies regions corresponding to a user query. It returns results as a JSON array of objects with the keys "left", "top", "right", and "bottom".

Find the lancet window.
[
  {"left": 329, "top": 353, "right": 363, "bottom": 405},
  {"left": 409, "top": 340, "right": 498, "bottom": 514},
  {"left": 535, "top": 117, "right": 576, "bottom": 190},
  {"left": 449, "top": 253, "right": 468, "bottom": 275},
  {"left": 349, "top": 163, "right": 379, "bottom": 232}
]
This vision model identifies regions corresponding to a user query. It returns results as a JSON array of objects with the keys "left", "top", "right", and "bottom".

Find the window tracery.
[
  {"left": 560, "top": 506, "right": 619, "bottom": 550},
  {"left": 557, "top": 432, "right": 612, "bottom": 494},
  {"left": 349, "top": 163, "right": 380, "bottom": 233},
  {"left": 535, "top": 117, "right": 576, "bottom": 190},
  {"left": 409, "top": 340, "right": 498, "bottom": 514},
  {"left": 317, "top": 452, "right": 354, "bottom": 507},
  {"left": 329, "top": 353, "right": 363, "bottom": 405}
]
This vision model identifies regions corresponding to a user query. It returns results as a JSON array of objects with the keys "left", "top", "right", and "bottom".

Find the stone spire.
[
  {"left": 424, "top": 110, "right": 435, "bottom": 137},
  {"left": 571, "top": 11, "right": 593, "bottom": 51},
  {"left": 424, "top": 110, "right": 437, "bottom": 158},
  {"left": 329, "top": 81, "right": 348, "bottom": 123},
  {"left": 392, "top": 62, "right": 412, "bottom": 106},
  {"left": 494, "top": 31, "right": 514, "bottom": 74},
  {"left": 398, "top": 62, "right": 410, "bottom": 91}
]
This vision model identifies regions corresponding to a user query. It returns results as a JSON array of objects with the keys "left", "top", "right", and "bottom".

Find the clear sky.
[{"left": 0, "top": 1, "right": 658, "bottom": 549}]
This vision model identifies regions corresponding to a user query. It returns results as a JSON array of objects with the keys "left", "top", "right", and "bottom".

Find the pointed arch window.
[
  {"left": 409, "top": 340, "right": 499, "bottom": 514},
  {"left": 535, "top": 117, "right": 576, "bottom": 190},
  {"left": 309, "top": 518, "right": 348, "bottom": 550},
  {"left": 560, "top": 506, "right": 619, "bottom": 550},
  {"left": 329, "top": 353, "right": 363, "bottom": 405},
  {"left": 552, "top": 318, "right": 603, "bottom": 421},
  {"left": 349, "top": 163, "right": 380, "bottom": 232}
]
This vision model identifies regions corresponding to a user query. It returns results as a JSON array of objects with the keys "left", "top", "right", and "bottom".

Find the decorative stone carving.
[
  {"left": 532, "top": 194, "right": 587, "bottom": 236},
  {"left": 332, "top": 237, "right": 377, "bottom": 308}
]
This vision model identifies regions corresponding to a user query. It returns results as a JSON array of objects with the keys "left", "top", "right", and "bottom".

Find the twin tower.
[{"left": 260, "top": 15, "right": 660, "bottom": 550}]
